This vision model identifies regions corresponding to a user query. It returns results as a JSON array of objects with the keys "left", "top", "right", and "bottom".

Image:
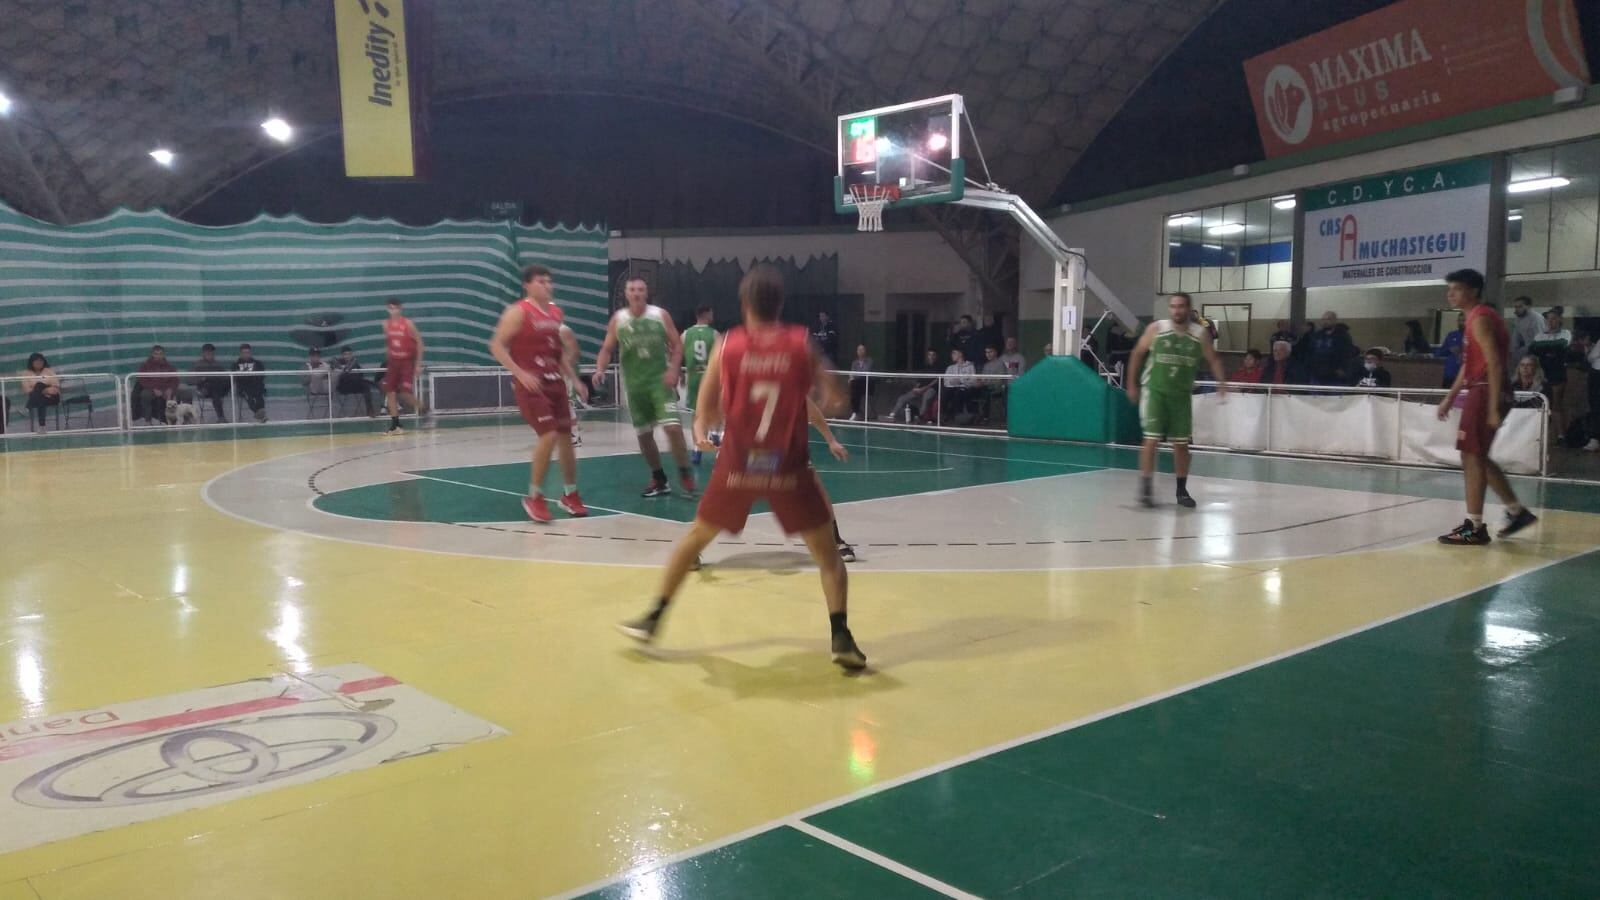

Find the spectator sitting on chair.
[
  {"left": 847, "top": 344, "right": 872, "bottom": 421},
  {"left": 135, "top": 345, "right": 179, "bottom": 425},
  {"left": 1530, "top": 308, "right": 1573, "bottom": 441},
  {"left": 20, "top": 353, "right": 61, "bottom": 433},
  {"left": 302, "top": 348, "right": 331, "bottom": 408},
  {"left": 1232, "top": 349, "right": 1264, "bottom": 384},
  {"left": 1436, "top": 312, "right": 1465, "bottom": 388},
  {"left": 941, "top": 348, "right": 978, "bottom": 423},
  {"left": 885, "top": 349, "right": 942, "bottom": 422},
  {"left": 1354, "top": 348, "right": 1393, "bottom": 388},
  {"left": 1305, "top": 311, "right": 1356, "bottom": 384},
  {"left": 999, "top": 336, "right": 1027, "bottom": 376},
  {"left": 1402, "top": 319, "right": 1432, "bottom": 355},
  {"left": 332, "top": 346, "right": 377, "bottom": 417},
  {"left": 190, "top": 343, "right": 230, "bottom": 422},
  {"left": 1258, "top": 341, "right": 1301, "bottom": 385},
  {"left": 1510, "top": 355, "right": 1548, "bottom": 409},
  {"left": 233, "top": 343, "right": 268, "bottom": 423},
  {"left": 980, "top": 344, "right": 1009, "bottom": 423}
]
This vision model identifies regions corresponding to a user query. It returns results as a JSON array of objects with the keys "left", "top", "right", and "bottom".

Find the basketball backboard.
[{"left": 835, "top": 94, "right": 966, "bottom": 215}]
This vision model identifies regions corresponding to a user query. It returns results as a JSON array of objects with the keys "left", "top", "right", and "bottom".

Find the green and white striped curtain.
[{"left": 0, "top": 203, "right": 609, "bottom": 396}]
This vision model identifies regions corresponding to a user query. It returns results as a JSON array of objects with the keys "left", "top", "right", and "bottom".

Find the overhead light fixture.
[
  {"left": 1202, "top": 243, "right": 1223, "bottom": 250},
  {"left": 1168, "top": 241, "right": 1181, "bottom": 247},
  {"left": 1208, "top": 222, "right": 1245, "bottom": 235},
  {"left": 261, "top": 117, "right": 293, "bottom": 143},
  {"left": 1167, "top": 214, "right": 1198, "bottom": 227},
  {"left": 874, "top": 137, "right": 892, "bottom": 155},
  {"left": 0, "top": 91, "right": 11, "bottom": 116},
  {"left": 1508, "top": 176, "right": 1570, "bottom": 193},
  {"left": 149, "top": 148, "right": 175, "bottom": 167},
  {"left": 1273, "top": 196, "right": 1296, "bottom": 210},
  {"left": 1507, "top": 212, "right": 1524, "bottom": 221},
  {"left": 926, "top": 132, "right": 949, "bottom": 152}
]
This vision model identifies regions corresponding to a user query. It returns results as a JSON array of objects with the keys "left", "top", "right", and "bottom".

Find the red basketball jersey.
[
  {"left": 385, "top": 317, "right": 418, "bottom": 360},
  {"left": 509, "top": 299, "right": 566, "bottom": 388},
  {"left": 717, "top": 324, "right": 814, "bottom": 477},
  {"left": 1462, "top": 303, "right": 1508, "bottom": 385}
]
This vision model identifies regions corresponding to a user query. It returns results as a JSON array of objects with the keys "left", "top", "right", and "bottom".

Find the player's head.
[
  {"left": 1445, "top": 268, "right": 1484, "bottom": 308},
  {"left": 624, "top": 276, "right": 649, "bottom": 312},
  {"left": 201, "top": 343, "right": 215, "bottom": 360},
  {"left": 522, "top": 264, "right": 554, "bottom": 302},
  {"left": 695, "top": 304, "right": 713, "bottom": 324},
  {"left": 1166, "top": 292, "right": 1192, "bottom": 323},
  {"left": 737, "top": 264, "right": 784, "bottom": 324},
  {"left": 386, "top": 297, "right": 403, "bottom": 318}
]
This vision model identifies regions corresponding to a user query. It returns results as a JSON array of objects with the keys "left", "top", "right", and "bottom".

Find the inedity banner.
[
  {"left": 334, "top": 0, "right": 432, "bottom": 178},
  {"left": 1244, "top": 0, "right": 1590, "bottom": 158}
]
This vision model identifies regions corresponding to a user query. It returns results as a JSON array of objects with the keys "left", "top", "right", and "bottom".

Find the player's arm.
[
  {"left": 409, "top": 321, "right": 425, "bottom": 369},
  {"left": 693, "top": 341, "right": 724, "bottom": 450},
  {"left": 1125, "top": 328, "right": 1154, "bottom": 402},
  {"left": 591, "top": 313, "right": 620, "bottom": 386},
  {"left": 1437, "top": 346, "right": 1469, "bottom": 419},
  {"left": 559, "top": 324, "right": 588, "bottom": 402},
  {"left": 1472, "top": 314, "right": 1505, "bottom": 427},
  {"left": 808, "top": 397, "right": 848, "bottom": 462},
  {"left": 661, "top": 311, "right": 683, "bottom": 388},
  {"left": 811, "top": 346, "right": 847, "bottom": 418},
  {"left": 488, "top": 304, "right": 539, "bottom": 392},
  {"left": 1201, "top": 335, "right": 1229, "bottom": 397}
]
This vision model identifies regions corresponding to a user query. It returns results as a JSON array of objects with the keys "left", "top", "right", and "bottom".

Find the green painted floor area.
[
  {"left": 585, "top": 549, "right": 1600, "bottom": 898},
  {"left": 313, "top": 430, "right": 1102, "bottom": 524}
]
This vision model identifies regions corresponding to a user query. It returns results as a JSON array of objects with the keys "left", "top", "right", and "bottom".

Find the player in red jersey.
[
  {"left": 380, "top": 298, "right": 426, "bottom": 436},
  {"left": 1436, "top": 268, "right": 1537, "bottom": 545},
  {"left": 617, "top": 264, "right": 866, "bottom": 670},
  {"left": 489, "top": 265, "right": 590, "bottom": 523}
]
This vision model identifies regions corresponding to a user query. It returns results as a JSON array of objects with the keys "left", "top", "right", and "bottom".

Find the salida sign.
[
  {"left": 1245, "top": 0, "right": 1589, "bottom": 158},
  {"left": 1301, "top": 159, "right": 1490, "bottom": 288}
]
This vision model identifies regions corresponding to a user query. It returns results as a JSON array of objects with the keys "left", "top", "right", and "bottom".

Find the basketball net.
[{"left": 848, "top": 183, "right": 895, "bottom": 232}]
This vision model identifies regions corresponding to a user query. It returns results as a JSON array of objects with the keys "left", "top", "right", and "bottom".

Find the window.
[
  {"left": 1507, "top": 137, "right": 1600, "bottom": 275},
  {"left": 1161, "top": 193, "right": 1293, "bottom": 294}
]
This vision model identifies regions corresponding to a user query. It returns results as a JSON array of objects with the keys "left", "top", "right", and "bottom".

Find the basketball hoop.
[{"left": 848, "top": 183, "right": 898, "bottom": 232}]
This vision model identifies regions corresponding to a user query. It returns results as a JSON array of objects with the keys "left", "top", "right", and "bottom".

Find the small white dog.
[{"left": 166, "top": 399, "right": 198, "bottom": 425}]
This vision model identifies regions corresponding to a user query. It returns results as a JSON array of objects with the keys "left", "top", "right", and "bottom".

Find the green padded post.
[{"left": 1006, "top": 356, "right": 1140, "bottom": 444}]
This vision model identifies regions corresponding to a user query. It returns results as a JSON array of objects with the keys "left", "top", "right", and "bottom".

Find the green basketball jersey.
[
  {"left": 682, "top": 324, "right": 717, "bottom": 373},
  {"left": 1140, "top": 319, "right": 1209, "bottom": 394},
  {"left": 615, "top": 306, "right": 670, "bottom": 391}
]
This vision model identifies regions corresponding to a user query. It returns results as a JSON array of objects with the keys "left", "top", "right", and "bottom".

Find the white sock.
[
  {"left": 563, "top": 484, "right": 578, "bottom": 495},
  {"left": 1506, "top": 503, "right": 1524, "bottom": 515},
  {"left": 1468, "top": 514, "right": 1483, "bottom": 527},
  {"left": 530, "top": 484, "right": 543, "bottom": 499}
]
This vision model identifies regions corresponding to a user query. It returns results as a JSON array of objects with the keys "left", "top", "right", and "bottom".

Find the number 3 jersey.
[
  {"left": 1140, "top": 319, "right": 1209, "bottom": 395},
  {"left": 716, "top": 323, "right": 814, "bottom": 481}
]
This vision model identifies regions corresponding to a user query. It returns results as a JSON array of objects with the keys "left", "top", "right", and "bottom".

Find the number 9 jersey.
[{"left": 697, "top": 322, "right": 830, "bottom": 535}]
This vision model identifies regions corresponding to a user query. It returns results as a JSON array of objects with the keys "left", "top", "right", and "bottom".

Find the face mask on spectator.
[{"left": 1365, "top": 362, "right": 1377, "bottom": 372}]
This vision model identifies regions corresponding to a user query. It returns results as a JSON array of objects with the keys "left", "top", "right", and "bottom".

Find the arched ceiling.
[{"left": 0, "top": 0, "right": 1220, "bottom": 223}]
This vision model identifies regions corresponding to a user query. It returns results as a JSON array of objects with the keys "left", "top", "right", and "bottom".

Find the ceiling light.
[
  {"left": 1273, "top": 196, "right": 1296, "bottom": 210},
  {"left": 1208, "top": 223, "right": 1245, "bottom": 235},
  {"left": 874, "top": 137, "right": 892, "bottom": 155},
  {"left": 1508, "top": 176, "right": 1570, "bottom": 193},
  {"left": 149, "top": 148, "right": 175, "bottom": 167},
  {"left": 1507, "top": 213, "right": 1523, "bottom": 222},
  {"left": 0, "top": 92, "right": 11, "bottom": 116},
  {"left": 1202, "top": 243, "right": 1223, "bottom": 250},
  {"left": 926, "top": 132, "right": 949, "bottom": 152},
  {"left": 1167, "top": 214, "right": 1197, "bottom": 227},
  {"left": 261, "top": 117, "right": 293, "bottom": 143}
]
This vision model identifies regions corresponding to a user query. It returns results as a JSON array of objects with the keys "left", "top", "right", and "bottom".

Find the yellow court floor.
[{"left": 2, "top": 422, "right": 1598, "bottom": 899}]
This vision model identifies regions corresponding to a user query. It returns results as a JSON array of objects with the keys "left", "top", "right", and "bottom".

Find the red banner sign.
[{"left": 1244, "top": 0, "right": 1590, "bottom": 158}]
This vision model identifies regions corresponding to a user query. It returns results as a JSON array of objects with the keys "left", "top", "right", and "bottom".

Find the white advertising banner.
[{"left": 1301, "top": 159, "right": 1491, "bottom": 288}]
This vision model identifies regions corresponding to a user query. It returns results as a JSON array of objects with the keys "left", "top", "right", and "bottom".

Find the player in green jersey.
[
  {"left": 593, "top": 276, "right": 696, "bottom": 497},
  {"left": 680, "top": 305, "right": 719, "bottom": 466},
  {"left": 1125, "top": 292, "right": 1228, "bottom": 509}
]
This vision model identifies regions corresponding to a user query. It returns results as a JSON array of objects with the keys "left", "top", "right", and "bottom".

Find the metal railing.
[
  {"left": 828, "top": 368, "right": 1018, "bottom": 433},
  {"left": 0, "top": 372, "right": 125, "bottom": 436},
  {"left": 120, "top": 367, "right": 418, "bottom": 431},
  {"left": 427, "top": 364, "right": 620, "bottom": 418},
  {"left": 1185, "top": 380, "right": 1550, "bottom": 476}
]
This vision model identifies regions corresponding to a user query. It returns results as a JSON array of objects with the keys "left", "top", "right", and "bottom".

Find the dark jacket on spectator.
[
  {"left": 136, "top": 357, "right": 179, "bottom": 393},
  {"left": 232, "top": 357, "right": 266, "bottom": 394},
  {"left": 1304, "top": 325, "right": 1356, "bottom": 383},
  {"left": 1257, "top": 357, "right": 1301, "bottom": 385},
  {"left": 1353, "top": 365, "right": 1393, "bottom": 388},
  {"left": 190, "top": 357, "right": 230, "bottom": 397}
]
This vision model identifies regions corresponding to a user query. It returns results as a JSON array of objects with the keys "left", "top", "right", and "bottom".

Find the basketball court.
[{"left": 3, "top": 407, "right": 1599, "bottom": 898}]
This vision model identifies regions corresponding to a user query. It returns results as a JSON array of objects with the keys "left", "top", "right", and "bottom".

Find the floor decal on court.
[{"left": 0, "top": 664, "right": 504, "bottom": 854}]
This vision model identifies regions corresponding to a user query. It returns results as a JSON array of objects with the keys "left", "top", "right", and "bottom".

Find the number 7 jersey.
[{"left": 716, "top": 323, "right": 814, "bottom": 476}]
